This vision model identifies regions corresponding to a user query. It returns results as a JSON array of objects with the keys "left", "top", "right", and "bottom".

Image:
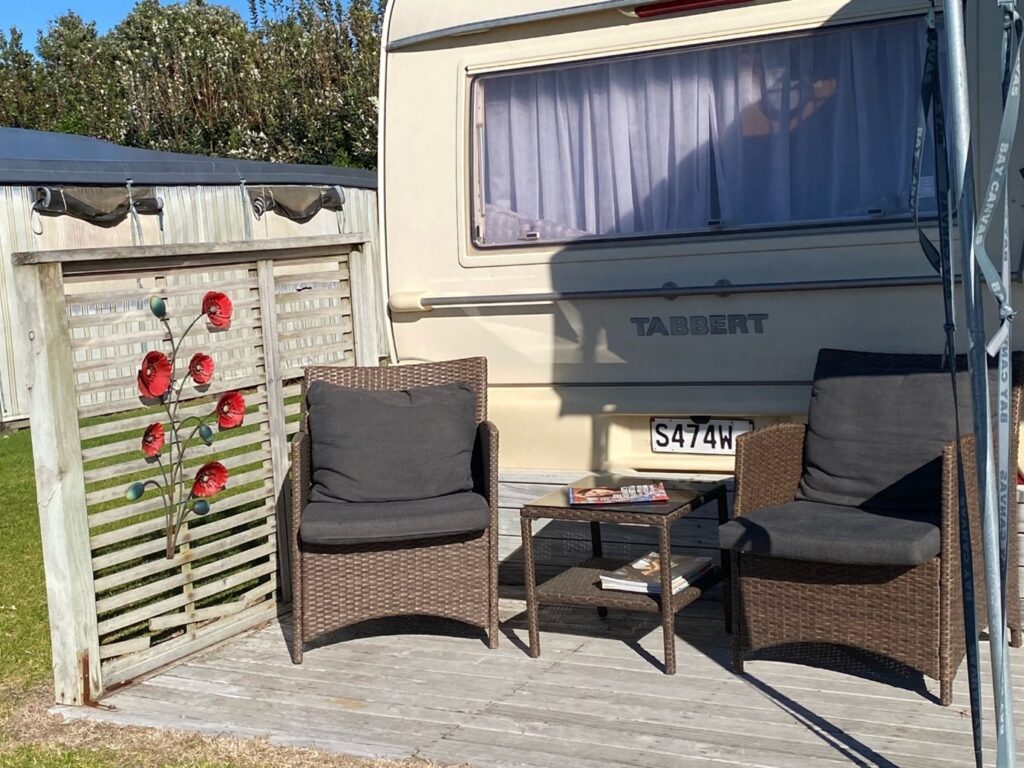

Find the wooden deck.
[{"left": 55, "top": 590, "right": 1024, "bottom": 768}]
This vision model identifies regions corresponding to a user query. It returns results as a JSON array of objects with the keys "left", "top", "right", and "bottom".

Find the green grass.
[
  {"left": 0, "top": 745, "right": 121, "bottom": 768},
  {"left": 0, "top": 745, "right": 237, "bottom": 768},
  {"left": 0, "top": 430, "right": 50, "bottom": 693},
  {"left": 0, "top": 430, "right": 249, "bottom": 768},
  {"left": 0, "top": 424, "right": 274, "bottom": 692},
  {"left": 0, "top": 429, "right": 389, "bottom": 768}
]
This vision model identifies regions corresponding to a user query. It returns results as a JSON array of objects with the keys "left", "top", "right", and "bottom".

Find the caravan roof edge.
[
  {"left": 387, "top": 0, "right": 935, "bottom": 52},
  {"left": 387, "top": 0, "right": 642, "bottom": 51}
]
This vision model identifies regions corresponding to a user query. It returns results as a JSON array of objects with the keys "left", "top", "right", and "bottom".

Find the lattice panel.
[
  {"left": 273, "top": 256, "right": 355, "bottom": 437},
  {"left": 274, "top": 257, "right": 353, "bottom": 377},
  {"left": 59, "top": 255, "right": 353, "bottom": 689}
]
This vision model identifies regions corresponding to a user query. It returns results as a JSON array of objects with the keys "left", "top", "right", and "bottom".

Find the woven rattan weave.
[
  {"left": 729, "top": 354, "right": 1023, "bottom": 706},
  {"left": 289, "top": 357, "right": 499, "bottom": 662},
  {"left": 521, "top": 477, "right": 728, "bottom": 674}
]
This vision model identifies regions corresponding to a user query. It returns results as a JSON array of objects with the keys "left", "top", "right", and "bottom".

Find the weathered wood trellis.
[{"left": 13, "top": 233, "right": 374, "bottom": 704}]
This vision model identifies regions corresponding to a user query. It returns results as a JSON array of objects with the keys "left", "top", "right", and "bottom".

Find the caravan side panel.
[{"left": 382, "top": 0, "right": 1023, "bottom": 474}]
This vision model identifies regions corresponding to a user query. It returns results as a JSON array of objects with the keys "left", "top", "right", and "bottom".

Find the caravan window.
[{"left": 471, "top": 16, "right": 938, "bottom": 247}]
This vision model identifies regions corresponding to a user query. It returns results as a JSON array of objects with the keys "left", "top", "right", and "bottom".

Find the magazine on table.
[
  {"left": 567, "top": 481, "right": 668, "bottom": 505},
  {"left": 599, "top": 552, "right": 713, "bottom": 595}
]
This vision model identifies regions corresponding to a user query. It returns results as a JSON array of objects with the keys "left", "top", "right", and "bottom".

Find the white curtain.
[
  {"left": 480, "top": 17, "right": 931, "bottom": 245},
  {"left": 709, "top": 21, "right": 928, "bottom": 225}
]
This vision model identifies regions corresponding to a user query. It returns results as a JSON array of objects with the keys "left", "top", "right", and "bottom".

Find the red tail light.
[{"left": 633, "top": 0, "right": 750, "bottom": 18}]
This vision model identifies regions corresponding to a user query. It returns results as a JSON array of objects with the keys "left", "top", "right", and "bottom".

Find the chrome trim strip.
[{"left": 419, "top": 274, "right": 976, "bottom": 308}]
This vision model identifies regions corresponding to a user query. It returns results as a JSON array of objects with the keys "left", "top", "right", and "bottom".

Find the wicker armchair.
[
  {"left": 722, "top": 350, "right": 1022, "bottom": 706},
  {"left": 289, "top": 357, "right": 499, "bottom": 662}
]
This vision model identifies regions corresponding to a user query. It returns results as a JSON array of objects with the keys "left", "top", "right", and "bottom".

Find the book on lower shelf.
[
  {"left": 567, "top": 481, "right": 668, "bottom": 505},
  {"left": 599, "top": 552, "right": 714, "bottom": 595}
]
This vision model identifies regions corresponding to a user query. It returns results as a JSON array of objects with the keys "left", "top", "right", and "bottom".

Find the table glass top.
[{"left": 526, "top": 474, "right": 724, "bottom": 515}]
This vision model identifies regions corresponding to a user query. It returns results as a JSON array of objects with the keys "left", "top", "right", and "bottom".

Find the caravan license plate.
[{"left": 650, "top": 418, "right": 753, "bottom": 456}]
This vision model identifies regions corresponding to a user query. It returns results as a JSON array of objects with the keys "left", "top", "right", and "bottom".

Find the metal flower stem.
[
  {"left": 167, "top": 418, "right": 214, "bottom": 552},
  {"left": 158, "top": 311, "right": 209, "bottom": 559},
  {"left": 153, "top": 454, "right": 174, "bottom": 554},
  {"left": 142, "top": 479, "right": 170, "bottom": 524}
]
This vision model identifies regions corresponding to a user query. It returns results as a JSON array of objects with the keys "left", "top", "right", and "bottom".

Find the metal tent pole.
[
  {"left": 912, "top": 12, "right": 985, "bottom": 765},
  {"left": 942, "top": 2, "right": 1017, "bottom": 766}
]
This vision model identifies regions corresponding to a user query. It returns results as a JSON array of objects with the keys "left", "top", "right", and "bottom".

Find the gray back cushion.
[
  {"left": 797, "top": 349, "right": 985, "bottom": 513},
  {"left": 307, "top": 381, "right": 477, "bottom": 503}
]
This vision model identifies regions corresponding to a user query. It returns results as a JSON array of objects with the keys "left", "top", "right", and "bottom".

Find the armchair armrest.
[
  {"left": 733, "top": 423, "right": 806, "bottom": 517},
  {"left": 473, "top": 421, "right": 500, "bottom": 529},
  {"left": 940, "top": 434, "right": 988, "bottom": 632},
  {"left": 290, "top": 430, "right": 311, "bottom": 545},
  {"left": 941, "top": 434, "right": 982, "bottom": 565}
]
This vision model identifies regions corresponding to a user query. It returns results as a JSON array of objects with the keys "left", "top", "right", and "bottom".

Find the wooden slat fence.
[{"left": 12, "top": 234, "right": 370, "bottom": 704}]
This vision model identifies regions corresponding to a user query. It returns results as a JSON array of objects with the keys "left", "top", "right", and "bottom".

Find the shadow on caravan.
[{"left": 381, "top": 0, "right": 1024, "bottom": 481}]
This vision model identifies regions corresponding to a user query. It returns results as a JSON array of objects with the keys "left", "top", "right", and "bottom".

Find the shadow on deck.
[{"left": 57, "top": 589, "right": 1023, "bottom": 768}]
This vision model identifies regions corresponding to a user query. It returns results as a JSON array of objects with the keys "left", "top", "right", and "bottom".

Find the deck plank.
[{"left": 57, "top": 601, "right": 1024, "bottom": 768}]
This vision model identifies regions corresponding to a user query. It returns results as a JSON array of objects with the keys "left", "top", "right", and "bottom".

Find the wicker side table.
[{"left": 520, "top": 475, "right": 728, "bottom": 675}]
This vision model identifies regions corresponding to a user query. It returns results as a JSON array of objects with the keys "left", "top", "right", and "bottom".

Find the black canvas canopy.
[{"left": 0, "top": 127, "right": 377, "bottom": 188}]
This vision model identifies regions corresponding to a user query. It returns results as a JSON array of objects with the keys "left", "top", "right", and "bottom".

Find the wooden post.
[
  {"left": 13, "top": 262, "right": 101, "bottom": 705},
  {"left": 348, "top": 245, "right": 383, "bottom": 367},
  {"left": 256, "top": 259, "right": 291, "bottom": 602}
]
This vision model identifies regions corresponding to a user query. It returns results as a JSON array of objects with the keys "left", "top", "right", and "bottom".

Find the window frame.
[{"left": 467, "top": 14, "right": 938, "bottom": 253}]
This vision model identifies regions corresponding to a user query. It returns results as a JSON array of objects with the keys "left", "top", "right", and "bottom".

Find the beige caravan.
[{"left": 380, "top": 0, "right": 1024, "bottom": 477}]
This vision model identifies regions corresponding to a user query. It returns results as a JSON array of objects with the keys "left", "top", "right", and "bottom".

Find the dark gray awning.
[
  {"left": 0, "top": 128, "right": 377, "bottom": 189},
  {"left": 247, "top": 185, "right": 345, "bottom": 223},
  {"left": 33, "top": 186, "right": 163, "bottom": 227}
]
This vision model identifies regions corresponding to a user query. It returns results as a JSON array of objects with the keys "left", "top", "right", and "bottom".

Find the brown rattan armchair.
[
  {"left": 289, "top": 357, "right": 499, "bottom": 662},
  {"left": 721, "top": 349, "right": 1022, "bottom": 705}
]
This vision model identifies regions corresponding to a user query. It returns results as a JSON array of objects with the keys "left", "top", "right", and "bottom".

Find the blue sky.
[{"left": 2, "top": 0, "right": 253, "bottom": 38}]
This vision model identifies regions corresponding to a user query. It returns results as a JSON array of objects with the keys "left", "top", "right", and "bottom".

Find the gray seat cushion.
[
  {"left": 300, "top": 492, "right": 490, "bottom": 546},
  {"left": 719, "top": 500, "right": 940, "bottom": 566},
  {"left": 797, "top": 349, "right": 986, "bottom": 513},
  {"left": 307, "top": 381, "right": 477, "bottom": 503}
]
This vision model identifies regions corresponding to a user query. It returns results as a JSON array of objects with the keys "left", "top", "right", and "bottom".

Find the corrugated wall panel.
[
  {"left": 260, "top": 207, "right": 342, "bottom": 239},
  {"left": 157, "top": 185, "right": 250, "bottom": 244},
  {"left": 34, "top": 206, "right": 136, "bottom": 251},
  {"left": 0, "top": 183, "right": 380, "bottom": 424},
  {"left": 0, "top": 187, "right": 36, "bottom": 422}
]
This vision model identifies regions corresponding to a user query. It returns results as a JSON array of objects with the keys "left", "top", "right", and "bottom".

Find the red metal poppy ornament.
[
  {"left": 137, "top": 350, "right": 172, "bottom": 398},
  {"left": 189, "top": 352, "right": 215, "bottom": 385},
  {"left": 216, "top": 391, "right": 246, "bottom": 429},
  {"left": 141, "top": 422, "right": 165, "bottom": 457},
  {"left": 202, "top": 291, "right": 233, "bottom": 329},
  {"left": 192, "top": 461, "right": 229, "bottom": 498},
  {"left": 127, "top": 295, "right": 244, "bottom": 558}
]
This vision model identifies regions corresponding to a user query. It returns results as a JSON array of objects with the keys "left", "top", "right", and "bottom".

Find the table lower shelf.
[{"left": 535, "top": 557, "right": 717, "bottom": 614}]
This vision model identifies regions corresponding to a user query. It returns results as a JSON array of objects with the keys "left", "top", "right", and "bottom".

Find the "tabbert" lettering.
[{"left": 630, "top": 314, "right": 769, "bottom": 337}]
